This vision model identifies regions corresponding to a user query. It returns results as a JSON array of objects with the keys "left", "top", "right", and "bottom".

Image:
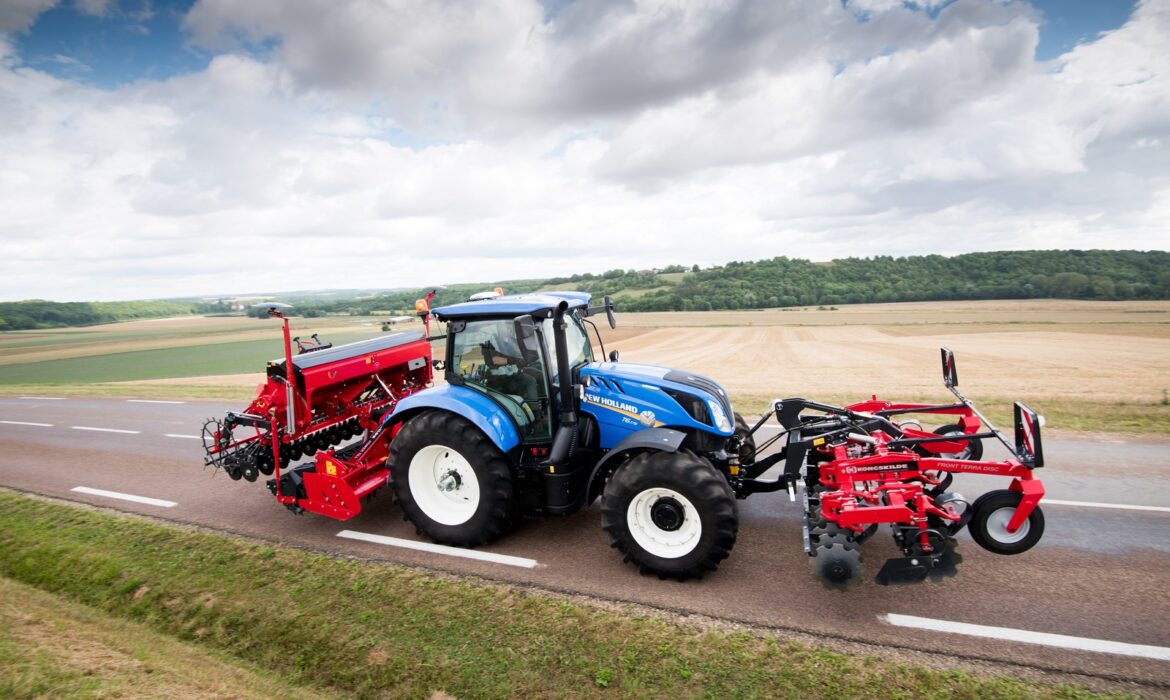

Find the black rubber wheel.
[
  {"left": 931, "top": 424, "right": 983, "bottom": 461},
  {"left": 601, "top": 450, "right": 738, "bottom": 580},
  {"left": 733, "top": 412, "right": 756, "bottom": 464},
  {"left": 389, "top": 411, "right": 516, "bottom": 547},
  {"left": 968, "top": 489, "right": 1044, "bottom": 555}
]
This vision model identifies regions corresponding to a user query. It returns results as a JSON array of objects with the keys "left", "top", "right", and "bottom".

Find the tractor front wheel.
[
  {"left": 601, "top": 450, "right": 738, "bottom": 580},
  {"left": 389, "top": 411, "right": 516, "bottom": 547}
]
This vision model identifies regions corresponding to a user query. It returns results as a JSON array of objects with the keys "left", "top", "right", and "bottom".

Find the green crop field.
[{"left": 0, "top": 331, "right": 382, "bottom": 384}]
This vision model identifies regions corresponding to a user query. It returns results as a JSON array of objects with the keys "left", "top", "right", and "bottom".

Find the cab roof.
[{"left": 431, "top": 291, "right": 591, "bottom": 320}]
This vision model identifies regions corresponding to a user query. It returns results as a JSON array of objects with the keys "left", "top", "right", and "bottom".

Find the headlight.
[{"left": 707, "top": 398, "right": 731, "bottom": 432}]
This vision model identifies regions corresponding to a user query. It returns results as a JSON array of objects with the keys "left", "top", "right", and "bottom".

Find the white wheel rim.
[
  {"left": 985, "top": 506, "right": 1029, "bottom": 544},
  {"left": 408, "top": 444, "right": 480, "bottom": 526},
  {"left": 626, "top": 487, "right": 701, "bottom": 559}
]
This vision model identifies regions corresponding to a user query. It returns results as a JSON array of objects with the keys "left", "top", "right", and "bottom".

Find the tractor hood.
[{"left": 580, "top": 362, "right": 735, "bottom": 440}]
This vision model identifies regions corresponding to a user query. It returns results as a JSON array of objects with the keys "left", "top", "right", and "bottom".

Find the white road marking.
[
  {"left": 128, "top": 399, "right": 186, "bottom": 404},
  {"left": 164, "top": 433, "right": 201, "bottom": 440},
  {"left": 337, "top": 530, "right": 539, "bottom": 569},
  {"left": 1043, "top": 498, "right": 1170, "bottom": 514},
  {"left": 71, "top": 426, "right": 141, "bottom": 434},
  {"left": 1, "top": 420, "right": 54, "bottom": 427},
  {"left": 71, "top": 486, "right": 177, "bottom": 508},
  {"left": 884, "top": 614, "right": 1170, "bottom": 661},
  {"left": 18, "top": 396, "right": 65, "bottom": 400}
]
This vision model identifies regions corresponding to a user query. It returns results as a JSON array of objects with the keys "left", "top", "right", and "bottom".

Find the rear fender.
[
  {"left": 384, "top": 385, "right": 521, "bottom": 454},
  {"left": 584, "top": 427, "right": 687, "bottom": 503}
]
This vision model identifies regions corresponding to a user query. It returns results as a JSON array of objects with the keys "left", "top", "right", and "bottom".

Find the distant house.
[{"left": 381, "top": 315, "right": 415, "bottom": 331}]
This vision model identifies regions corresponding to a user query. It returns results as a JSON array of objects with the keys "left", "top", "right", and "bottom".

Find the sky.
[{"left": 1, "top": 0, "right": 1167, "bottom": 302}]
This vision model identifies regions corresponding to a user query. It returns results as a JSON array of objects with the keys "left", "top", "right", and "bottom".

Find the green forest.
[
  {"left": 0, "top": 299, "right": 229, "bottom": 331},
  {"left": 2, "top": 250, "right": 1168, "bottom": 329},
  {"left": 291, "top": 249, "right": 1170, "bottom": 315}
]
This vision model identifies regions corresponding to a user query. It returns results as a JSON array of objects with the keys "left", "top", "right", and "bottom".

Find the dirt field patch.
[{"left": 596, "top": 301, "right": 1170, "bottom": 405}]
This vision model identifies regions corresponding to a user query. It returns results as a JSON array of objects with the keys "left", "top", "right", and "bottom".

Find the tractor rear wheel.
[
  {"left": 389, "top": 411, "right": 516, "bottom": 547},
  {"left": 601, "top": 450, "right": 738, "bottom": 580}
]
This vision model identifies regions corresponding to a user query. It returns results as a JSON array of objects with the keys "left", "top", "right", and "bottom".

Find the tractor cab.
[{"left": 429, "top": 292, "right": 596, "bottom": 446}]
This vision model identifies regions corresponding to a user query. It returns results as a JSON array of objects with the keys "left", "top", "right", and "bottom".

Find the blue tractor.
[{"left": 383, "top": 291, "right": 756, "bottom": 579}]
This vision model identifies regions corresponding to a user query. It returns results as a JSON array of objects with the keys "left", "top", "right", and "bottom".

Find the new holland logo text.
[
  {"left": 584, "top": 393, "right": 639, "bottom": 414},
  {"left": 584, "top": 393, "right": 659, "bottom": 427}
]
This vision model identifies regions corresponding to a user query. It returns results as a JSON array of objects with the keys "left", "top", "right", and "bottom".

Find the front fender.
[
  {"left": 585, "top": 427, "right": 687, "bottom": 503},
  {"left": 385, "top": 385, "right": 521, "bottom": 454}
]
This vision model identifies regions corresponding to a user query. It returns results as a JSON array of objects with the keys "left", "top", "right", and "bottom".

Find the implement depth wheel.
[
  {"left": 389, "top": 411, "right": 516, "bottom": 547},
  {"left": 601, "top": 450, "right": 738, "bottom": 580},
  {"left": 932, "top": 424, "right": 983, "bottom": 461},
  {"left": 968, "top": 489, "right": 1044, "bottom": 555}
]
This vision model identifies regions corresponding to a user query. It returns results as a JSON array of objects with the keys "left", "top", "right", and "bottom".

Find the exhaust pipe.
[{"left": 548, "top": 300, "right": 577, "bottom": 466}]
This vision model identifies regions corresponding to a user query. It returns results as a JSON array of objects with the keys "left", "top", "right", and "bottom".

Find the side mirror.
[
  {"left": 941, "top": 347, "right": 958, "bottom": 388},
  {"left": 514, "top": 315, "right": 541, "bottom": 364},
  {"left": 604, "top": 295, "right": 616, "bottom": 330},
  {"left": 608, "top": 349, "right": 620, "bottom": 362}
]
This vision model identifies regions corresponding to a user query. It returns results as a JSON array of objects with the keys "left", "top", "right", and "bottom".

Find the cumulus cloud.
[
  {"left": 0, "top": 0, "right": 1167, "bottom": 301},
  {"left": 0, "top": 0, "right": 58, "bottom": 32}
]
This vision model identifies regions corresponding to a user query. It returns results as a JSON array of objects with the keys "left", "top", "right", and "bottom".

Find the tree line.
[
  {"left": 290, "top": 249, "right": 1170, "bottom": 316},
  {"left": 612, "top": 250, "right": 1170, "bottom": 312},
  {"left": 0, "top": 300, "right": 227, "bottom": 331},
  {"left": 2, "top": 250, "right": 1167, "bottom": 329}
]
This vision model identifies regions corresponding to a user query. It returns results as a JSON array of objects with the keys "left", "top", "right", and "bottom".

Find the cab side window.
[{"left": 450, "top": 319, "right": 552, "bottom": 441}]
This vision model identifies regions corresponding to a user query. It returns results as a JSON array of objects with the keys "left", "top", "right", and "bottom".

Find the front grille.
[{"left": 664, "top": 370, "right": 733, "bottom": 422}]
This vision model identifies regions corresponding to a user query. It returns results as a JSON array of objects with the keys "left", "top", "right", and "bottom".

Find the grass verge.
[
  {"left": 0, "top": 382, "right": 256, "bottom": 402},
  {"left": 0, "top": 576, "right": 327, "bottom": 699},
  {"left": 0, "top": 492, "right": 1123, "bottom": 699}
]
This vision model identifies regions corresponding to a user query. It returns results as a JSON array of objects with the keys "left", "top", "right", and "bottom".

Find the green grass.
[
  {"left": 0, "top": 382, "right": 257, "bottom": 401},
  {"left": 0, "top": 576, "right": 328, "bottom": 699},
  {"left": 731, "top": 394, "right": 1170, "bottom": 436},
  {"left": 0, "top": 492, "right": 1127, "bottom": 700},
  {"left": 0, "top": 332, "right": 380, "bottom": 384}
]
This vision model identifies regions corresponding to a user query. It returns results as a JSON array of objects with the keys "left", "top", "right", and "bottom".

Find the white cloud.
[
  {"left": 0, "top": 0, "right": 58, "bottom": 32},
  {"left": 0, "top": 0, "right": 1167, "bottom": 301},
  {"left": 74, "top": 0, "right": 113, "bottom": 18}
]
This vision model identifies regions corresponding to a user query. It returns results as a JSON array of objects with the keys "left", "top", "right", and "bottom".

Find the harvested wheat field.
[{"left": 596, "top": 300, "right": 1170, "bottom": 406}]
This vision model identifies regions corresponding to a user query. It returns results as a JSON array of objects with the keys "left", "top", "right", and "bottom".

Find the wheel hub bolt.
[{"left": 438, "top": 471, "right": 461, "bottom": 492}]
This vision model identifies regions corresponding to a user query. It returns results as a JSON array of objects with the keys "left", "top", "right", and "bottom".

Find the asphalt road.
[{"left": 2, "top": 395, "right": 1169, "bottom": 691}]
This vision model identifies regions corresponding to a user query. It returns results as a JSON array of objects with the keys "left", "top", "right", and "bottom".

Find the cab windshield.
[{"left": 542, "top": 314, "right": 594, "bottom": 381}]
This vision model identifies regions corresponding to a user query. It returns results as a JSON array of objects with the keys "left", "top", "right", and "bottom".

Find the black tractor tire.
[
  {"left": 931, "top": 424, "right": 984, "bottom": 461},
  {"left": 733, "top": 412, "right": 756, "bottom": 464},
  {"left": 389, "top": 411, "right": 516, "bottom": 547},
  {"left": 601, "top": 449, "right": 738, "bottom": 580},
  {"left": 967, "top": 489, "right": 1044, "bottom": 555}
]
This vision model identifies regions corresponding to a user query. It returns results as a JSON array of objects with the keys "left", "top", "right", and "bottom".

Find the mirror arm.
[{"left": 582, "top": 318, "right": 606, "bottom": 360}]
